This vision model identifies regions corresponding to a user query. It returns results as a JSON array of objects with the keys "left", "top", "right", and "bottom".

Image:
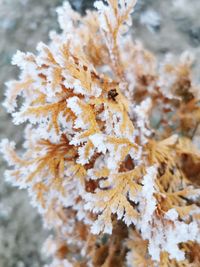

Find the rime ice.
[{"left": 1, "top": 0, "right": 200, "bottom": 266}]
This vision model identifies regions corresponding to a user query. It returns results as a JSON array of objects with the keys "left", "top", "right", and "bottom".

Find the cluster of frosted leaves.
[{"left": 1, "top": 0, "right": 200, "bottom": 266}]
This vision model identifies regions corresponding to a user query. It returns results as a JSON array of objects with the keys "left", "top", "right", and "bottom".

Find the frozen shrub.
[{"left": 1, "top": 1, "right": 200, "bottom": 266}]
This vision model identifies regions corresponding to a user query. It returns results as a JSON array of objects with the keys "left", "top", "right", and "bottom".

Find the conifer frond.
[{"left": 1, "top": 0, "right": 200, "bottom": 266}]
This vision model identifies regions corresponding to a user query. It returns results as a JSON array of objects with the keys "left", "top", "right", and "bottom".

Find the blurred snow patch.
[{"left": 140, "top": 9, "right": 161, "bottom": 33}]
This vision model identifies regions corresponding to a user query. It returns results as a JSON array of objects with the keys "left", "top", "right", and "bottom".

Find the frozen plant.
[{"left": 1, "top": 0, "right": 200, "bottom": 266}]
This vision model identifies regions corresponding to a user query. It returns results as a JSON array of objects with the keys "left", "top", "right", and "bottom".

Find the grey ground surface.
[{"left": 0, "top": 0, "right": 200, "bottom": 266}]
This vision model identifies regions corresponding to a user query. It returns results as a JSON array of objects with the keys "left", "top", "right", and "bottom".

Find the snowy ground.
[{"left": 0, "top": 0, "right": 200, "bottom": 266}]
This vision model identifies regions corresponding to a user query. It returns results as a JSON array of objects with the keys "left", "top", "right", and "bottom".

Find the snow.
[
  {"left": 140, "top": 9, "right": 161, "bottom": 33},
  {"left": 0, "top": 139, "right": 16, "bottom": 166},
  {"left": 89, "top": 133, "right": 107, "bottom": 154},
  {"left": 67, "top": 96, "right": 82, "bottom": 115},
  {"left": 164, "top": 208, "right": 178, "bottom": 221}
]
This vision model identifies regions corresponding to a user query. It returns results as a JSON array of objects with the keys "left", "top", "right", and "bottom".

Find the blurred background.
[{"left": 1, "top": 0, "right": 200, "bottom": 266}]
